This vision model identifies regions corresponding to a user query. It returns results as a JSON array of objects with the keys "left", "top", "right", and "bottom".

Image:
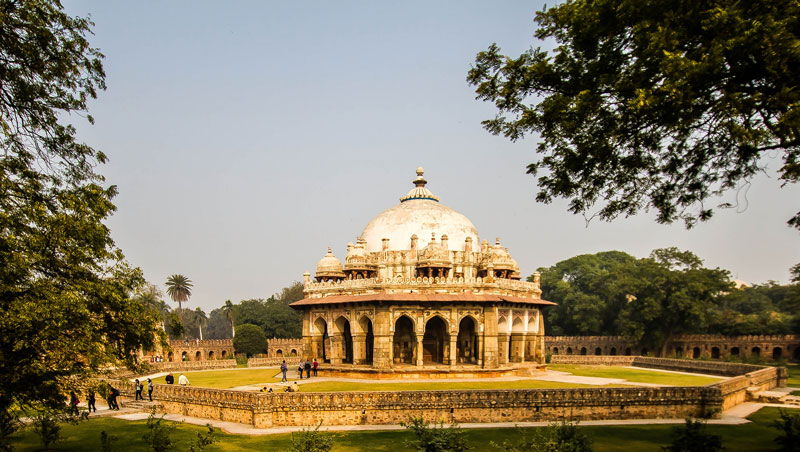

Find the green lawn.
[
  {"left": 547, "top": 364, "right": 724, "bottom": 386},
  {"left": 8, "top": 407, "right": 792, "bottom": 451},
  {"left": 151, "top": 368, "right": 286, "bottom": 389},
  {"left": 296, "top": 379, "right": 600, "bottom": 392},
  {"left": 785, "top": 363, "right": 800, "bottom": 387}
]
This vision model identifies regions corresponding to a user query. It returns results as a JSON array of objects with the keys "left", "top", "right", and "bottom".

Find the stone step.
[{"left": 781, "top": 395, "right": 800, "bottom": 406}]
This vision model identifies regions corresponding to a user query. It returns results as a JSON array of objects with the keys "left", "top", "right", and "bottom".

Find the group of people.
[
  {"left": 280, "top": 359, "right": 319, "bottom": 382},
  {"left": 133, "top": 378, "right": 155, "bottom": 401},
  {"left": 164, "top": 372, "right": 190, "bottom": 386}
]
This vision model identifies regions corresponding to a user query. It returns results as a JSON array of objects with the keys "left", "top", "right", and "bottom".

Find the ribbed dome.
[{"left": 360, "top": 169, "right": 479, "bottom": 252}]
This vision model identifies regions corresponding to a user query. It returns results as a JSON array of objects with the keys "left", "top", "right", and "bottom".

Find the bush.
[
  {"left": 31, "top": 413, "right": 61, "bottom": 452},
  {"left": 233, "top": 324, "right": 267, "bottom": 357},
  {"left": 142, "top": 409, "right": 175, "bottom": 452},
  {"left": 492, "top": 421, "right": 593, "bottom": 452},
  {"left": 402, "top": 417, "right": 470, "bottom": 452},
  {"left": 100, "top": 430, "right": 117, "bottom": 452},
  {"left": 289, "top": 422, "right": 333, "bottom": 452},
  {"left": 189, "top": 424, "right": 217, "bottom": 452},
  {"left": 662, "top": 419, "right": 724, "bottom": 452},
  {"left": 773, "top": 409, "right": 800, "bottom": 452}
]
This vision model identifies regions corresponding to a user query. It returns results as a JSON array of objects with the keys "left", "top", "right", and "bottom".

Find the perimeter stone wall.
[
  {"left": 547, "top": 335, "right": 800, "bottom": 361},
  {"left": 266, "top": 338, "right": 303, "bottom": 358},
  {"left": 148, "top": 360, "right": 236, "bottom": 373},
  {"left": 247, "top": 357, "right": 303, "bottom": 367},
  {"left": 116, "top": 382, "right": 721, "bottom": 428}
]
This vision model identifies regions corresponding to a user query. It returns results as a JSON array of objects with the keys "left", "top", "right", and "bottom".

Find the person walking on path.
[
  {"left": 178, "top": 373, "right": 189, "bottom": 386},
  {"left": 147, "top": 378, "right": 154, "bottom": 401},
  {"left": 165, "top": 373, "right": 174, "bottom": 384},
  {"left": 86, "top": 390, "right": 96, "bottom": 413},
  {"left": 280, "top": 360, "right": 288, "bottom": 382},
  {"left": 69, "top": 391, "right": 79, "bottom": 415},
  {"left": 312, "top": 358, "right": 318, "bottom": 376},
  {"left": 134, "top": 379, "right": 143, "bottom": 400},
  {"left": 304, "top": 360, "right": 312, "bottom": 378},
  {"left": 107, "top": 386, "right": 119, "bottom": 410},
  {"left": 298, "top": 363, "right": 304, "bottom": 379}
]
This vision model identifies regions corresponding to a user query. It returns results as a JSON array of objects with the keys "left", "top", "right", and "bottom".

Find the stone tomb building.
[{"left": 291, "top": 168, "right": 554, "bottom": 373}]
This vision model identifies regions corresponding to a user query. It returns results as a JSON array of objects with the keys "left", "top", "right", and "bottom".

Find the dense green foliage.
[
  {"left": 538, "top": 248, "right": 732, "bottom": 354},
  {"left": 663, "top": 419, "right": 724, "bottom": 452},
  {"left": 468, "top": 0, "right": 800, "bottom": 232},
  {"left": 773, "top": 410, "right": 800, "bottom": 452},
  {"left": 0, "top": 0, "right": 164, "bottom": 447},
  {"left": 232, "top": 324, "right": 267, "bottom": 357},
  {"left": 231, "top": 282, "right": 304, "bottom": 338},
  {"left": 401, "top": 418, "right": 470, "bottom": 452},
  {"left": 539, "top": 248, "right": 800, "bottom": 353}
]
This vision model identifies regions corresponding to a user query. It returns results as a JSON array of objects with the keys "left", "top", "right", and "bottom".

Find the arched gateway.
[{"left": 291, "top": 168, "right": 555, "bottom": 372}]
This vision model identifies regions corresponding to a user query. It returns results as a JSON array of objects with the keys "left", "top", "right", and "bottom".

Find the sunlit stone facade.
[{"left": 291, "top": 168, "right": 554, "bottom": 371}]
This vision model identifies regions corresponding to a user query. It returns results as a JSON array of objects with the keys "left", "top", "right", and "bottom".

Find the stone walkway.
[{"left": 111, "top": 401, "right": 800, "bottom": 436}]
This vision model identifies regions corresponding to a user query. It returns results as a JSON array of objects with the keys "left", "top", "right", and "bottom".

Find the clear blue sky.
[{"left": 64, "top": 1, "right": 799, "bottom": 313}]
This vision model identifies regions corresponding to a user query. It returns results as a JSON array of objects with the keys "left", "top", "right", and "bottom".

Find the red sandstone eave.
[{"left": 289, "top": 293, "right": 557, "bottom": 308}]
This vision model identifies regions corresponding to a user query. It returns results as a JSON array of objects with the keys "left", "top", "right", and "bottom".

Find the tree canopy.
[
  {"left": 468, "top": 0, "right": 800, "bottom": 231},
  {"left": 165, "top": 274, "right": 193, "bottom": 312},
  {"left": 233, "top": 324, "right": 267, "bottom": 358},
  {"left": 538, "top": 248, "right": 800, "bottom": 353},
  {"left": 0, "top": 0, "right": 163, "bottom": 443}
]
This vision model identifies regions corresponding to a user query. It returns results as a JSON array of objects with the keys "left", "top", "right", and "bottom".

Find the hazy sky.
[{"left": 64, "top": 1, "right": 799, "bottom": 313}]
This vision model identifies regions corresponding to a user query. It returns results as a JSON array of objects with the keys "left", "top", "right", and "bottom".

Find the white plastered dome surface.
[{"left": 360, "top": 198, "right": 480, "bottom": 253}]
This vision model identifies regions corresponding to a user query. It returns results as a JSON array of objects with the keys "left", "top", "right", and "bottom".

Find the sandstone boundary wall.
[
  {"left": 247, "top": 357, "right": 303, "bottom": 367},
  {"left": 119, "top": 357, "right": 786, "bottom": 428}
]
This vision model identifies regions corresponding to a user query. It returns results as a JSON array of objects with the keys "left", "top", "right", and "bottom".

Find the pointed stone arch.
[
  {"left": 358, "top": 315, "right": 374, "bottom": 365},
  {"left": 393, "top": 315, "right": 416, "bottom": 365},
  {"left": 457, "top": 316, "right": 478, "bottom": 364},
  {"left": 423, "top": 315, "right": 449, "bottom": 364},
  {"left": 335, "top": 316, "right": 354, "bottom": 364}
]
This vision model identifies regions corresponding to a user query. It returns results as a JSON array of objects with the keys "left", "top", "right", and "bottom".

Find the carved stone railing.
[{"left": 303, "top": 276, "right": 542, "bottom": 299}]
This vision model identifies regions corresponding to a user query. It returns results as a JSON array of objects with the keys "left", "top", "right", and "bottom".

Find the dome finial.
[{"left": 400, "top": 167, "right": 440, "bottom": 202}]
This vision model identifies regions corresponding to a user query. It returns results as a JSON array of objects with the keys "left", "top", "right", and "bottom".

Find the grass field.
[
  {"left": 8, "top": 407, "right": 792, "bottom": 451},
  {"left": 547, "top": 364, "right": 724, "bottom": 386},
  {"left": 150, "top": 364, "right": 724, "bottom": 391},
  {"left": 151, "top": 368, "right": 285, "bottom": 389},
  {"left": 296, "top": 379, "right": 601, "bottom": 392}
]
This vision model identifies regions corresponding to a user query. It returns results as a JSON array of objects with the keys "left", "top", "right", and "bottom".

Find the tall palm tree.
[
  {"left": 165, "top": 274, "right": 193, "bottom": 313},
  {"left": 222, "top": 300, "right": 236, "bottom": 338},
  {"left": 193, "top": 307, "right": 208, "bottom": 340}
]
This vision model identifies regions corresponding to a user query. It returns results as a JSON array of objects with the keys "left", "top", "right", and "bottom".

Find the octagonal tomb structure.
[{"left": 291, "top": 168, "right": 555, "bottom": 374}]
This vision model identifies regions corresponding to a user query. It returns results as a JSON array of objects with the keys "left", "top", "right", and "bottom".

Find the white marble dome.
[{"left": 360, "top": 169, "right": 480, "bottom": 252}]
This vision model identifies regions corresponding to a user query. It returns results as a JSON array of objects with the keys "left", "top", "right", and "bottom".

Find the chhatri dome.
[
  {"left": 360, "top": 167, "right": 480, "bottom": 253},
  {"left": 293, "top": 167, "right": 552, "bottom": 374}
]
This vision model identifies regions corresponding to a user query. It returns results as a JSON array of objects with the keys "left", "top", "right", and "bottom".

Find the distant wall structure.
[
  {"left": 155, "top": 339, "right": 235, "bottom": 362},
  {"left": 266, "top": 338, "right": 303, "bottom": 358},
  {"left": 546, "top": 335, "right": 800, "bottom": 361}
]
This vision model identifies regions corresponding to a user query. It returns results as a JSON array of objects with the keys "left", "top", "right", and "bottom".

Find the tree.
[
  {"left": 223, "top": 300, "right": 236, "bottom": 338},
  {"left": 468, "top": 0, "right": 800, "bottom": 232},
  {"left": 537, "top": 248, "right": 731, "bottom": 355},
  {"left": 0, "top": 0, "right": 164, "bottom": 446},
  {"left": 401, "top": 417, "right": 470, "bottom": 452},
  {"left": 662, "top": 419, "right": 724, "bottom": 452},
  {"left": 233, "top": 324, "right": 267, "bottom": 357},
  {"left": 191, "top": 307, "right": 208, "bottom": 340},
  {"left": 289, "top": 422, "right": 333, "bottom": 452},
  {"left": 205, "top": 307, "right": 232, "bottom": 340},
  {"left": 492, "top": 421, "right": 594, "bottom": 452},
  {"left": 165, "top": 274, "right": 193, "bottom": 312},
  {"left": 773, "top": 409, "right": 800, "bottom": 452}
]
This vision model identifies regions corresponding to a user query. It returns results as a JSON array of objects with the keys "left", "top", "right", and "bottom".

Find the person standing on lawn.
[
  {"left": 304, "top": 360, "right": 312, "bottom": 378},
  {"left": 165, "top": 372, "right": 174, "bottom": 385},
  {"left": 280, "top": 360, "right": 288, "bottom": 382},
  {"left": 313, "top": 358, "right": 318, "bottom": 376}
]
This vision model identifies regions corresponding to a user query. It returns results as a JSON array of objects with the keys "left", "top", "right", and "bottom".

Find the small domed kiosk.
[{"left": 291, "top": 168, "right": 555, "bottom": 376}]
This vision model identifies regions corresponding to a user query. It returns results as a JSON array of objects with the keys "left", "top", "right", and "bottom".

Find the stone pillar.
[
  {"left": 416, "top": 336, "right": 424, "bottom": 367},
  {"left": 329, "top": 336, "right": 342, "bottom": 365},
  {"left": 482, "top": 308, "right": 499, "bottom": 368},
  {"left": 510, "top": 333, "right": 526, "bottom": 363},
  {"left": 352, "top": 333, "right": 365, "bottom": 364},
  {"left": 477, "top": 334, "right": 484, "bottom": 367},
  {"left": 449, "top": 336, "right": 457, "bottom": 367},
  {"left": 498, "top": 333, "right": 510, "bottom": 364},
  {"left": 372, "top": 308, "right": 393, "bottom": 369}
]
